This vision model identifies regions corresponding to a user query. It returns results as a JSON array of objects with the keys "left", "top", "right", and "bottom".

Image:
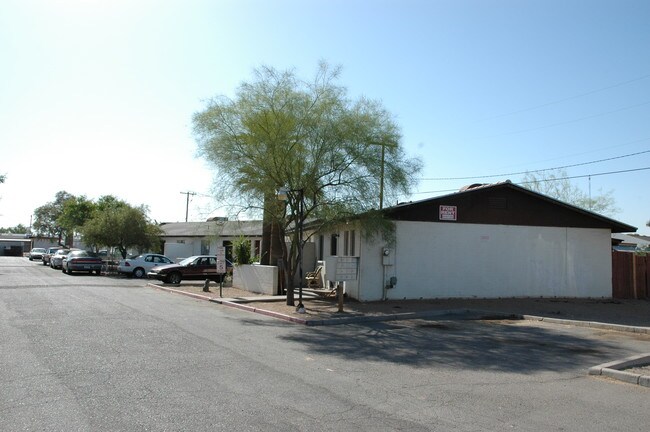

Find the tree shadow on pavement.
[{"left": 279, "top": 318, "right": 635, "bottom": 373}]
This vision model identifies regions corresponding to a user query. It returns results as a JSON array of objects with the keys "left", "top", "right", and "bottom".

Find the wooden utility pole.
[{"left": 180, "top": 191, "right": 196, "bottom": 222}]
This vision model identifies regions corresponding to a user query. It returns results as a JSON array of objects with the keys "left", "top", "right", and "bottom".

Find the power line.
[
  {"left": 413, "top": 166, "right": 650, "bottom": 195},
  {"left": 478, "top": 72, "right": 650, "bottom": 122},
  {"left": 420, "top": 146, "right": 650, "bottom": 181},
  {"left": 478, "top": 100, "right": 650, "bottom": 140}
]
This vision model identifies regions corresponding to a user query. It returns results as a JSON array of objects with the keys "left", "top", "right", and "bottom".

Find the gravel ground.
[{"left": 623, "top": 365, "right": 650, "bottom": 375}]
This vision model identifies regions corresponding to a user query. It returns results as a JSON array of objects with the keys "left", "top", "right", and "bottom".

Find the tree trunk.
[{"left": 260, "top": 195, "right": 273, "bottom": 265}]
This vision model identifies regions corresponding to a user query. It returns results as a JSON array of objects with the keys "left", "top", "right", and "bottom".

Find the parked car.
[
  {"left": 147, "top": 255, "right": 230, "bottom": 284},
  {"left": 28, "top": 248, "right": 47, "bottom": 261},
  {"left": 62, "top": 250, "right": 103, "bottom": 275},
  {"left": 42, "top": 247, "right": 62, "bottom": 266},
  {"left": 117, "top": 253, "right": 174, "bottom": 278},
  {"left": 50, "top": 248, "right": 72, "bottom": 269}
]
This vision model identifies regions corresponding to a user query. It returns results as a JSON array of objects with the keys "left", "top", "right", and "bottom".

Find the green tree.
[
  {"left": 59, "top": 196, "right": 96, "bottom": 238},
  {"left": 193, "top": 62, "right": 422, "bottom": 305},
  {"left": 520, "top": 169, "right": 618, "bottom": 217},
  {"left": 32, "top": 191, "right": 75, "bottom": 245},
  {"left": 0, "top": 224, "right": 29, "bottom": 234},
  {"left": 81, "top": 198, "right": 162, "bottom": 258}
]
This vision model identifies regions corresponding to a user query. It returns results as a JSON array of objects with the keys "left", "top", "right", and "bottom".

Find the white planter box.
[{"left": 232, "top": 264, "right": 278, "bottom": 295}]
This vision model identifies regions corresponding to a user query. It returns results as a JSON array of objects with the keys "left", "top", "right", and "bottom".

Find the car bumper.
[
  {"left": 68, "top": 264, "right": 103, "bottom": 271},
  {"left": 147, "top": 271, "right": 165, "bottom": 280}
]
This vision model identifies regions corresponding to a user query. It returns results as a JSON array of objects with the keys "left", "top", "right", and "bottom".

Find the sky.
[{"left": 1, "top": 0, "right": 649, "bottom": 234}]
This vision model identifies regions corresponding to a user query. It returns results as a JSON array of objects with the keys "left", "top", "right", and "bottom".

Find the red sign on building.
[{"left": 439, "top": 205, "right": 457, "bottom": 221}]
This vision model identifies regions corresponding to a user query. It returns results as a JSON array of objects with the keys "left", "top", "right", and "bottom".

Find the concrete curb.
[
  {"left": 588, "top": 353, "right": 650, "bottom": 387},
  {"left": 211, "top": 302, "right": 482, "bottom": 326},
  {"left": 148, "top": 283, "right": 650, "bottom": 333},
  {"left": 148, "top": 283, "right": 216, "bottom": 302},
  {"left": 520, "top": 315, "right": 650, "bottom": 334}
]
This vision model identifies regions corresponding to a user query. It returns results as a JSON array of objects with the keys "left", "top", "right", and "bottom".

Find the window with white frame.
[{"left": 343, "top": 230, "right": 356, "bottom": 256}]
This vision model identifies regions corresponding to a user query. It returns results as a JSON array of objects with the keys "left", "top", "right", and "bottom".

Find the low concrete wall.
[{"left": 233, "top": 264, "right": 278, "bottom": 295}]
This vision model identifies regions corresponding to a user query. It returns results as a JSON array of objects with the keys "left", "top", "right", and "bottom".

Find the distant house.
[
  {"left": 311, "top": 181, "right": 636, "bottom": 301},
  {"left": 612, "top": 233, "right": 650, "bottom": 252},
  {"left": 0, "top": 234, "right": 32, "bottom": 256},
  {"left": 159, "top": 219, "right": 263, "bottom": 262},
  {"left": 0, "top": 234, "right": 62, "bottom": 256}
]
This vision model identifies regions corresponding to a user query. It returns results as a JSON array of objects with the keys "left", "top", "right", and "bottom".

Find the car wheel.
[
  {"left": 62, "top": 267, "right": 67, "bottom": 274},
  {"left": 132, "top": 267, "right": 145, "bottom": 278},
  {"left": 166, "top": 272, "right": 182, "bottom": 284},
  {"left": 94, "top": 269, "right": 101, "bottom": 275}
]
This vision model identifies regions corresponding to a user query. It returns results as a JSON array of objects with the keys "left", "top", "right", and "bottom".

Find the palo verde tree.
[
  {"left": 193, "top": 62, "right": 422, "bottom": 305},
  {"left": 520, "top": 169, "right": 619, "bottom": 217}
]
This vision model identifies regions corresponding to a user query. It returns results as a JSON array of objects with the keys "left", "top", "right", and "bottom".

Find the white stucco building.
[
  {"left": 158, "top": 219, "right": 263, "bottom": 262},
  {"left": 312, "top": 182, "right": 635, "bottom": 301}
]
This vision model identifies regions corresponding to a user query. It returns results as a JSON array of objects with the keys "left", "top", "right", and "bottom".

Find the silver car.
[{"left": 50, "top": 249, "right": 72, "bottom": 269}]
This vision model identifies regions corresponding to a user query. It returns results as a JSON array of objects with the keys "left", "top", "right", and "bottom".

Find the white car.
[
  {"left": 28, "top": 248, "right": 47, "bottom": 261},
  {"left": 117, "top": 253, "right": 174, "bottom": 278}
]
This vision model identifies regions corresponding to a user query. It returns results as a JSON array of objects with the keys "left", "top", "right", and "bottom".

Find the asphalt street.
[{"left": 1, "top": 256, "right": 649, "bottom": 431}]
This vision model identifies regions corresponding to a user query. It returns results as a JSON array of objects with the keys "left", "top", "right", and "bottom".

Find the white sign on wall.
[{"left": 439, "top": 205, "right": 457, "bottom": 221}]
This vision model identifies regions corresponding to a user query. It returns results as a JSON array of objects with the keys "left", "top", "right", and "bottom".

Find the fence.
[{"left": 612, "top": 251, "right": 649, "bottom": 299}]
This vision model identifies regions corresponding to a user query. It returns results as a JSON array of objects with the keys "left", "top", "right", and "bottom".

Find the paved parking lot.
[{"left": 2, "top": 256, "right": 649, "bottom": 431}]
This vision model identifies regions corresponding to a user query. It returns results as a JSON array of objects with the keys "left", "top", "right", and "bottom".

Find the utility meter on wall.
[{"left": 382, "top": 248, "right": 394, "bottom": 266}]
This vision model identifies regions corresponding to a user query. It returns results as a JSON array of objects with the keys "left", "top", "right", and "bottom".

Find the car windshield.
[
  {"left": 70, "top": 251, "right": 98, "bottom": 258},
  {"left": 33, "top": 248, "right": 46, "bottom": 253},
  {"left": 178, "top": 257, "right": 198, "bottom": 266}
]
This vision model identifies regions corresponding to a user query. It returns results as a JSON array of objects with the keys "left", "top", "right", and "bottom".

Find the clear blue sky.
[{"left": 1, "top": 0, "right": 649, "bottom": 234}]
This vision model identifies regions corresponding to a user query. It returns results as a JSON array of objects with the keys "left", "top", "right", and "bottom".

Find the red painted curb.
[
  {"left": 220, "top": 301, "right": 309, "bottom": 325},
  {"left": 148, "top": 283, "right": 214, "bottom": 301},
  {"left": 147, "top": 283, "right": 308, "bottom": 324}
]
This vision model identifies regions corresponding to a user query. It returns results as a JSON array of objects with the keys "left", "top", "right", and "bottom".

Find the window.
[
  {"left": 201, "top": 239, "right": 210, "bottom": 255},
  {"left": 343, "top": 230, "right": 356, "bottom": 256},
  {"left": 318, "top": 235, "right": 324, "bottom": 260},
  {"left": 254, "top": 240, "right": 261, "bottom": 259},
  {"left": 330, "top": 234, "right": 338, "bottom": 256},
  {"left": 222, "top": 240, "right": 233, "bottom": 262}
]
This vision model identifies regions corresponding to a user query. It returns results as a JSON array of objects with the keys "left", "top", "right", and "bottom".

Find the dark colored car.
[
  {"left": 62, "top": 250, "right": 103, "bottom": 275},
  {"left": 147, "top": 255, "right": 229, "bottom": 284}
]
